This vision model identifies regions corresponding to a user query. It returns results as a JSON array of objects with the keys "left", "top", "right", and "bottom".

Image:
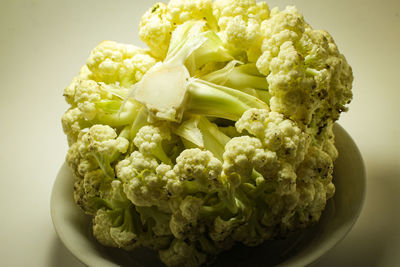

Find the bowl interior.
[{"left": 51, "top": 124, "right": 366, "bottom": 267}]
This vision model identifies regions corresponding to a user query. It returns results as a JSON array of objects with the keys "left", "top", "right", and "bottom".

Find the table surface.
[{"left": 0, "top": 0, "right": 399, "bottom": 266}]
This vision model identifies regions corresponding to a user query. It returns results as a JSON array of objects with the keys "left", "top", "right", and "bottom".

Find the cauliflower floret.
[
  {"left": 256, "top": 6, "right": 353, "bottom": 127},
  {"left": 274, "top": 162, "right": 297, "bottom": 196},
  {"left": 258, "top": 144, "right": 336, "bottom": 235},
  {"left": 133, "top": 125, "right": 172, "bottom": 164},
  {"left": 171, "top": 148, "right": 223, "bottom": 193},
  {"left": 139, "top": 0, "right": 218, "bottom": 60},
  {"left": 63, "top": 65, "right": 92, "bottom": 105},
  {"left": 139, "top": 3, "right": 174, "bottom": 59},
  {"left": 73, "top": 169, "right": 113, "bottom": 215},
  {"left": 179, "top": 195, "right": 203, "bottom": 222},
  {"left": 209, "top": 216, "right": 243, "bottom": 249},
  {"left": 92, "top": 208, "right": 120, "bottom": 247},
  {"left": 92, "top": 180, "right": 140, "bottom": 251},
  {"left": 62, "top": 42, "right": 151, "bottom": 132},
  {"left": 319, "top": 123, "right": 338, "bottom": 159},
  {"left": 66, "top": 124, "right": 129, "bottom": 179},
  {"left": 210, "top": 207, "right": 272, "bottom": 247},
  {"left": 82, "top": 124, "right": 129, "bottom": 155},
  {"left": 72, "top": 80, "right": 113, "bottom": 121},
  {"left": 168, "top": 0, "right": 217, "bottom": 29},
  {"left": 236, "top": 108, "right": 310, "bottom": 166},
  {"left": 116, "top": 151, "right": 172, "bottom": 209},
  {"left": 295, "top": 146, "right": 335, "bottom": 217},
  {"left": 159, "top": 239, "right": 207, "bottom": 267},
  {"left": 169, "top": 196, "right": 205, "bottom": 240},
  {"left": 93, "top": 207, "right": 139, "bottom": 250},
  {"left": 65, "top": 78, "right": 141, "bottom": 127},
  {"left": 116, "top": 151, "right": 159, "bottom": 183},
  {"left": 86, "top": 40, "right": 156, "bottom": 86},
  {"left": 62, "top": 107, "right": 89, "bottom": 145},
  {"left": 213, "top": 0, "right": 270, "bottom": 61},
  {"left": 66, "top": 141, "right": 98, "bottom": 179},
  {"left": 256, "top": 6, "right": 305, "bottom": 76},
  {"left": 222, "top": 136, "right": 272, "bottom": 185}
]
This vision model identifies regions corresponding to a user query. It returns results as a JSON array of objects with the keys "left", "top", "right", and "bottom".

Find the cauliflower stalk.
[{"left": 61, "top": 1, "right": 353, "bottom": 266}]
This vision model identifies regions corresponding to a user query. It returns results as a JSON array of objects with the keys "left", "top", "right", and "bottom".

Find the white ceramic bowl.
[{"left": 51, "top": 124, "right": 366, "bottom": 267}]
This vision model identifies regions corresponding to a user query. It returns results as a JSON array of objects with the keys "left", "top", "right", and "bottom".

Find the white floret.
[
  {"left": 222, "top": 136, "right": 265, "bottom": 180},
  {"left": 92, "top": 208, "right": 119, "bottom": 247},
  {"left": 66, "top": 142, "right": 97, "bottom": 178},
  {"left": 109, "top": 227, "right": 138, "bottom": 251},
  {"left": 139, "top": 3, "right": 174, "bottom": 59},
  {"left": 168, "top": 0, "right": 216, "bottom": 28},
  {"left": 84, "top": 124, "right": 129, "bottom": 154},
  {"left": 86, "top": 40, "right": 156, "bottom": 86},
  {"left": 116, "top": 151, "right": 160, "bottom": 182},
  {"left": 116, "top": 151, "right": 172, "bottom": 209},
  {"left": 236, "top": 108, "right": 310, "bottom": 166},
  {"left": 213, "top": 0, "right": 270, "bottom": 61},
  {"left": 173, "top": 148, "right": 223, "bottom": 192},
  {"left": 66, "top": 125, "right": 128, "bottom": 180},
  {"left": 134, "top": 125, "right": 168, "bottom": 154},
  {"left": 256, "top": 6, "right": 352, "bottom": 126},
  {"left": 72, "top": 79, "right": 114, "bottom": 121},
  {"left": 61, "top": 107, "right": 87, "bottom": 145}
]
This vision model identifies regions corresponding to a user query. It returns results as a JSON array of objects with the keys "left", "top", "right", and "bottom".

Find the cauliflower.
[{"left": 61, "top": 1, "right": 353, "bottom": 266}]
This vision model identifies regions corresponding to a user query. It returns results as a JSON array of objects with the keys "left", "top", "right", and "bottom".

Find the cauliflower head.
[{"left": 61, "top": 1, "right": 353, "bottom": 266}]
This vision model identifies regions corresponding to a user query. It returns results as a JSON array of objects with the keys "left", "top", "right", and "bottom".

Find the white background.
[{"left": 0, "top": 0, "right": 399, "bottom": 266}]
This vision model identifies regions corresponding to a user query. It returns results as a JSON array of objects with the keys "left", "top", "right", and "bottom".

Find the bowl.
[{"left": 50, "top": 123, "right": 366, "bottom": 266}]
